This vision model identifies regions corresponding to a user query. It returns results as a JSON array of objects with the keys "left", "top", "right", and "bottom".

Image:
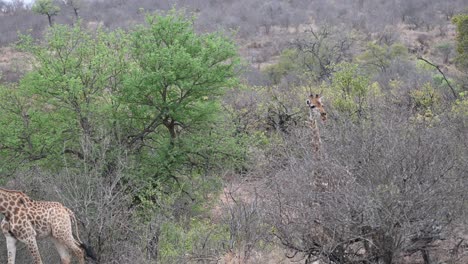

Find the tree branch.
[{"left": 417, "top": 56, "right": 458, "bottom": 99}]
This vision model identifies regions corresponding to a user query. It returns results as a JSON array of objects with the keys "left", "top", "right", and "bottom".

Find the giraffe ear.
[{"left": 317, "top": 96, "right": 324, "bottom": 103}]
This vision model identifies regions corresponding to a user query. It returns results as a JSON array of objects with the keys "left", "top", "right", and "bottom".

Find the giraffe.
[
  {"left": 0, "top": 187, "right": 96, "bottom": 264},
  {"left": 306, "top": 94, "right": 327, "bottom": 153},
  {"left": 306, "top": 93, "right": 331, "bottom": 193}
]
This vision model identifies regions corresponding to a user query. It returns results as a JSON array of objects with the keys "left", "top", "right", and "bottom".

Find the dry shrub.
[{"left": 254, "top": 102, "right": 467, "bottom": 263}]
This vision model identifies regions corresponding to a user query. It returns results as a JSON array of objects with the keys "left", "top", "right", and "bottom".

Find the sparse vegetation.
[{"left": 0, "top": 1, "right": 467, "bottom": 263}]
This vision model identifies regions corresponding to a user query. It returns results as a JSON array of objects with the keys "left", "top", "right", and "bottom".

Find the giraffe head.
[{"left": 306, "top": 94, "right": 327, "bottom": 122}]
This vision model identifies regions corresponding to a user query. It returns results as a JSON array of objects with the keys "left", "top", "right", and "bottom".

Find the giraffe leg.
[
  {"left": 49, "top": 208, "right": 86, "bottom": 264},
  {"left": 23, "top": 237, "right": 43, "bottom": 264},
  {"left": 1, "top": 220, "right": 16, "bottom": 264},
  {"left": 51, "top": 238, "right": 71, "bottom": 264},
  {"left": 57, "top": 237, "right": 85, "bottom": 264},
  {"left": 68, "top": 241, "right": 86, "bottom": 264},
  {"left": 54, "top": 234, "right": 85, "bottom": 264},
  {"left": 5, "top": 233, "right": 17, "bottom": 264}
]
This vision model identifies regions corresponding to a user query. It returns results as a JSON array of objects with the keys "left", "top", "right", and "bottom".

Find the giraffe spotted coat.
[{"left": 0, "top": 188, "right": 94, "bottom": 264}]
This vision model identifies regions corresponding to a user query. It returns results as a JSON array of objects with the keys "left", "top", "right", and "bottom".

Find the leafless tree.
[
  {"left": 63, "top": 0, "right": 81, "bottom": 20},
  {"left": 292, "top": 26, "right": 353, "bottom": 83},
  {"left": 256, "top": 98, "right": 467, "bottom": 263},
  {"left": 0, "top": 133, "right": 152, "bottom": 263}
]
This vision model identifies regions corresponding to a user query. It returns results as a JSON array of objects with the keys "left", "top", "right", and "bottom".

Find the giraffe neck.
[{"left": 309, "top": 118, "right": 321, "bottom": 153}]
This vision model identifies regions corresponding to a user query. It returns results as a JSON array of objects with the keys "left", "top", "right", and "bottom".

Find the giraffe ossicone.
[{"left": 0, "top": 187, "right": 96, "bottom": 264}]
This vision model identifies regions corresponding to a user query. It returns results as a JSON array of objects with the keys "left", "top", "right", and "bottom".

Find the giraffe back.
[{"left": 26, "top": 201, "right": 75, "bottom": 239}]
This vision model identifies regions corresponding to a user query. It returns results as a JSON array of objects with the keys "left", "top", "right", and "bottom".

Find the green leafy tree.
[
  {"left": 117, "top": 10, "right": 242, "bottom": 198},
  {"left": 452, "top": 91, "right": 468, "bottom": 117},
  {"left": 409, "top": 83, "right": 442, "bottom": 125},
  {"left": 357, "top": 42, "right": 408, "bottom": 74},
  {"left": 0, "top": 83, "right": 44, "bottom": 174},
  {"left": 32, "top": 0, "right": 60, "bottom": 27},
  {"left": 0, "top": 13, "right": 245, "bottom": 261},
  {"left": 3, "top": 11, "right": 243, "bottom": 200},
  {"left": 122, "top": 10, "right": 239, "bottom": 144},
  {"left": 264, "top": 49, "right": 300, "bottom": 84},
  {"left": 452, "top": 14, "right": 468, "bottom": 72},
  {"left": 1, "top": 23, "right": 129, "bottom": 172},
  {"left": 331, "top": 62, "right": 371, "bottom": 118}
]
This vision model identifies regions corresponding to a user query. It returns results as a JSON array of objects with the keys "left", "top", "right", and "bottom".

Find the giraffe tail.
[
  {"left": 67, "top": 208, "right": 97, "bottom": 260},
  {"left": 80, "top": 242, "right": 97, "bottom": 261},
  {"left": 66, "top": 208, "right": 83, "bottom": 243}
]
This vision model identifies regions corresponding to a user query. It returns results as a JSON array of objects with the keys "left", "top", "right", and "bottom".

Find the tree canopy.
[
  {"left": 1, "top": 10, "right": 242, "bottom": 187},
  {"left": 453, "top": 13, "right": 468, "bottom": 72},
  {"left": 32, "top": 0, "right": 60, "bottom": 26}
]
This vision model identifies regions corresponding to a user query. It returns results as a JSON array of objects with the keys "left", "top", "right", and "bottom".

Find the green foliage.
[
  {"left": 264, "top": 49, "right": 300, "bottom": 84},
  {"left": 122, "top": 10, "right": 239, "bottom": 142},
  {"left": 409, "top": 83, "right": 442, "bottom": 125},
  {"left": 118, "top": 10, "right": 243, "bottom": 200},
  {"left": 11, "top": 23, "right": 129, "bottom": 170},
  {"left": 0, "top": 84, "right": 37, "bottom": 173},
  {"left": 32, "top": 0, "right": 60, "bottom": 15},
  {"left": 31, "top": 0, "right": 60, "bottom": 26},
  {"left": 0, "top": 15, "right": 247, "bottom": 261},
  {"left": 333, "top": 63, "right": 368, "bottom": 97},
  {"left": 265, "top": 28, "right": 353, "bottom": 84},
  {"left": 452, "top": 14, "right": 468, "bottom": 71},
  {"left": 357, "top": 42, "right": 408, "bottom": 73},
  {"left": 452, "top": 91, "right": 468, "bottom": 117},
  {"left": 330, "top": 62, "right": 371, "bottom": 118},
  {"left": 410, "top": 83, "right": 440, "bottom": 110},
  {"left": 415, "top": 58, "right": 459, "bottom": 99},
  {"left": 435, "top": 42, "right": 454, "bottom": 63},
  {"left": 158, "top": 218, "right": 228, "bottom": 263},
  {"left": 3, "top": 10, "right": 244, "bottom": 201}
]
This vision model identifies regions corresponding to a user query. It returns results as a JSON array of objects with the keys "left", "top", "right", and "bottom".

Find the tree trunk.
[
  {"left": 47, "top": 14, "right": 53, "bottom": 27},
  {"left": 73, "top": 8, "right": 79, "bottom": 20}
]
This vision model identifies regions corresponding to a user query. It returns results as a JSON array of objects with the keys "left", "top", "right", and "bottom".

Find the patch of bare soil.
[
  {"left": 397, "top": 22, "right": 456, "bottom": 61},
  {"left": 237, "top": 22, "right": 318, "bottom": 71},
  {"left": 0, "top": 47, "right": 31, "bottom": 83}
]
